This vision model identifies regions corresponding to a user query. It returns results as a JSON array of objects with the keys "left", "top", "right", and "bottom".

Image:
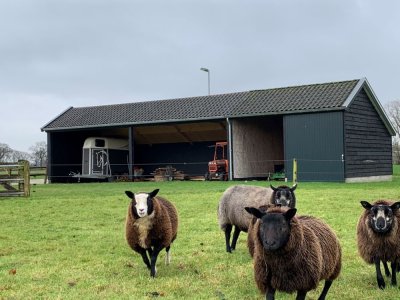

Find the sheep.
[
  {"left": 247, "top": 204, "right": 272, "bottom": 258},
  {"left": 356, "top": 200, "right": 400, "bottom": 289},
  {"left": 125, "top": 188, "right": 178, "bottom": 277},
  {"left": 245, "top": 206, "right": 341, "bottom": 300},
  {"left": 217, "top": 184, "right": 296, "bottom": 253}
]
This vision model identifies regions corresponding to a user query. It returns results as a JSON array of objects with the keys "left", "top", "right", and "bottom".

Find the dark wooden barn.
[{"left": 41, "top": 78, "right": 395, "bottom": 183}]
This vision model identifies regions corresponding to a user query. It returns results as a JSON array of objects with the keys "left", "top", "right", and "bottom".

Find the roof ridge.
[{"left": 249, "top": 78, "right": 361, "bottom": 93}]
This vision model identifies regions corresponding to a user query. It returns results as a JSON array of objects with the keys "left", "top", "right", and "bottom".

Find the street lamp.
[{"left": 200, "top": 67, "right": 210, "bottom": 95}]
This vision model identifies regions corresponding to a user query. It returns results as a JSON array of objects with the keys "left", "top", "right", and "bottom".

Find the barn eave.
[{"left": 41, "top": 115, "right": 229, "bottom": 132}]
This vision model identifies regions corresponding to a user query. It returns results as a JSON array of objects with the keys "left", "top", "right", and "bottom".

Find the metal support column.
[{"left": 128, "top": 127, "right": 134, "bottom": 181}]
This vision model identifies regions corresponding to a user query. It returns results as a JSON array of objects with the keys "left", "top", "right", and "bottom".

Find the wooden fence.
[
  {"left": 30, "top": 166, "right": 47, "bottom": 184},
  {"left": 0, "top": 160, "right": 30, "bottom": 197}
]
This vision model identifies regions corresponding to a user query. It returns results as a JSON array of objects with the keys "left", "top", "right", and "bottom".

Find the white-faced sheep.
[
  {"left": 125, "top": 189, "right": 178, "bottom": 277},
  {"left": 357, "top": 200, "right": 400, "bottom": 289},
  {"left": 245, "top": 206, "right": 341, "bottom": 300},
  {"left": 217, "top": 184, "right": 296, "bottom": 253}
]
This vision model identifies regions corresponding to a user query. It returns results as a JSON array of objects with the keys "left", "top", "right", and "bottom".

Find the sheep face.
[
  {"left": 270, "top": 184, "right": 297, "bottom": 207},
  {"left": 245, "top": 207, "right": 297, "bottom": 251},
  {"left": 125, "top": 189, "right": 159, "bottom": 218},
  {"left": 361, "top": 201, "right": 400, "bottom": 234}
]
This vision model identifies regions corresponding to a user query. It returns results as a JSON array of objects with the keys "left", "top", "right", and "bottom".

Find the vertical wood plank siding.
[{"left": 344, "top": 88, "right": 393, "bottom": 178}]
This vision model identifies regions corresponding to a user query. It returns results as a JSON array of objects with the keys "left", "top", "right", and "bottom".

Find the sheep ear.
[
  {"left": 291, "top": 184, "right": 297, "bottom": 191},
  {"left": 360, "top": 201, "right": 372, "bottom": 210},
  {"left": 284, "top": 208, "right": 297, "bottom": 221},
  {"left": 245, "top": 207, "right": 265, "bottom": 219},
  {"left": 149, "top": 189, "right": 159, "bottom": 198},
  {"left": 390, "top": 202, "right": 400, "bottom": 211},
  {"left": 125, "top": 191, "right": 134, "bottom": 199},
  {"left": 270, "top": 184, "right": 277, "bottom": 191}
]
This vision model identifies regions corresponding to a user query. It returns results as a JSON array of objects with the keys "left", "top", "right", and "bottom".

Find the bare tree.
[
  {"left": 386, "top": 100, "right": 400, "bottom": 164},
  {"left": 10, "top": 150, "right": 31, "bottom": 163},
  {"left": 0, "top": 143, "right": 13, "bottom": 163},
  {"left": 29, "top": 141, "right": 47, "bottom": 167}
]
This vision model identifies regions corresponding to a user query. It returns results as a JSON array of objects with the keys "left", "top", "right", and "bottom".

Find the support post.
[
  {"left": 128, "top": 127, "right": 134, "bottom": 181},
  {"left": 19, "top": 160, "right": 30, "bottom": 197},
  {"left": 226, "top": 118, "right": 233, "bottom": 180},
  {"left": 293, "top": 158, "right": 298, "bottom": 185}
]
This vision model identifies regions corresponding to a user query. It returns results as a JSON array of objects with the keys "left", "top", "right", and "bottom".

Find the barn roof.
[{"left": 41, "top": 78, "right": 394, "bottom": 135}]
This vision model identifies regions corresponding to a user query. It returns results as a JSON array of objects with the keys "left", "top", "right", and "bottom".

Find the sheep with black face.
[
  {"left": 245, "top": 206, "right": 341, "bottom": 300},
  {"left": 218, "top": 184, "right": 296, "bottom": 253},
  {"left": 357, "top": 200, "right": 400, "bottom": 289},
  {"left": 247, "top": 204, "right": 273, "bottom": 258},
  {"left": 125, "top": 189, "right": 178, "bottom": 277}
]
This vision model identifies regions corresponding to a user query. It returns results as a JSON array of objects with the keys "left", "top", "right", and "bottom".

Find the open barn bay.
[{"left": 1, "top": 166, "right": 400, "bottom": 299}]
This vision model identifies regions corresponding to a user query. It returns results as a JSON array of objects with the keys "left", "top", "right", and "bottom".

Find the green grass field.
[{"left": 1, "top": 166, "right": 400, "bottom": 299}]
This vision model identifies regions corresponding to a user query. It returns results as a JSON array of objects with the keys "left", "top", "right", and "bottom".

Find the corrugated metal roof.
[{"left": 42, "top": 79, "right": 360, "bottom": 131}]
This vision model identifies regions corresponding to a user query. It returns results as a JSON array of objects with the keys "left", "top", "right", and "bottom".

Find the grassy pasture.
[{"left": 1, "top": 166, "right": 400, "bottom": 299}]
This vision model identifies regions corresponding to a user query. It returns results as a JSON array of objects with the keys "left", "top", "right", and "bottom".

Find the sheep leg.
[
  {"left": 383, "top": 261, "right": 391, "bottom": 276},
  {"left": 137, "top": 248, "right": 151, "bottom": 269},
  {"left": 295, "top": 291, "right": 307, "bottom": 300},
  {"left": 230, "top": 226, "right": 241, "bottom": 251},
  {"left": 150, "top": 244, "right": 164, "bottom": 277},
  {"left": 317, "top": 280, "right": 333, "bottom": 300},
  {"left": 391, "top": 261, "right": 397, "bottom": 286},
  {"left": 225, "top": 224, "right": 233, "bottom": 253},
  {"left": 374, "top": 257, "right": 385, "bottom": 289},
  {"left": 265, "top": 288, "right": 275, "bottom": 300},
  {"left": 265, "top": 270, "right": 274, "bottom": 300},
  {"left": 165, "top": 246, "right": 171, "bottom": 265}
]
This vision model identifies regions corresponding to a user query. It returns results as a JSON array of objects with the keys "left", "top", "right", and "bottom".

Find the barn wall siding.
[
  {"left": 232, "top": 116, "right": 283, "bottom": 179},
  {"left": 284, "top": 112, "right": 344, "bottom": 182},
  {"left": 344, "top": 88, "right": 393, "bottom": 179}
]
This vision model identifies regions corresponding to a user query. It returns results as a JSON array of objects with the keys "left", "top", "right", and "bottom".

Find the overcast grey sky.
[{"left": 1, "top": 0, "right": 399, "bottom": 152}]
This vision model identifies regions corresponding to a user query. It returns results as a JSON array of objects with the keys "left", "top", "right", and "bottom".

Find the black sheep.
[{"left": 246, "top": 206, "right": 341, "bottom": 300}]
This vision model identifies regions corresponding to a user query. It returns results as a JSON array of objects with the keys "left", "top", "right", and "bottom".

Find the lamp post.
[{"left": 200, "top": 67, "right": 210, "bottom": 95}]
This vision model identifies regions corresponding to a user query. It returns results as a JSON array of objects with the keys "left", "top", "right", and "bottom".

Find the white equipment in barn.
[{"left": 80, "top": 137, "right": 129, "bottom": 179}]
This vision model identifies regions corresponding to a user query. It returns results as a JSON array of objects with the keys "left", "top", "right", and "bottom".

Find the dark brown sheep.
[
  {"left": 125, "top": 189, "right": 178, "bottom": 277},
  {"left": 218, "top": 184, "right": 296, "bottom": 253},
  {"left": 356, "top": 200, "right": 400, "bottom": 289},
  {"left": 245, "top": 206, "right": 341, "bottom": 300}
]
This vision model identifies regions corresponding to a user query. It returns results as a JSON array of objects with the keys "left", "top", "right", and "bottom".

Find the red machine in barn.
[{"left": 205, "top": 141, "right": 229, "bottom": 181}]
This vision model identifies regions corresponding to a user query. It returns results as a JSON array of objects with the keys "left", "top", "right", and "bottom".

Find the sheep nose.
[
  {"left": 267, "top": 240, "right": 276, "bottom": 247},
  {"left": 376, "top": 218, "right": 386, "bottom": 229}
]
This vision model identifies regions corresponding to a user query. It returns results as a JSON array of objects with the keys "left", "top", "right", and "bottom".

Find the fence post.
[
  {"left": 293, "top": 158, "right": 298, "bottom": 185},
  {"left": 19, "top": 160, "right": 30, "bottom": 197}
]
